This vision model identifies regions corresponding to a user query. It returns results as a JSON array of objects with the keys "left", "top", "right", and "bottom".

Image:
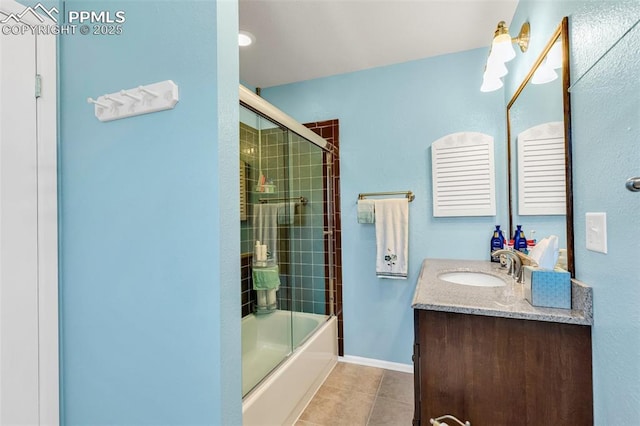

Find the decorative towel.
[
  {"left": 252, "top": 203, "right": 280, "bottom": 262},
  {"left": 252, "top": 266, "right": 281, "bottom": 290},
  {"left": 277, "top": 201, "right": 297, "bottom": 225},
  {"left": 357, "top": 199, "right": 375, "bottom": 224},
  {"left": 374, "top": 199, "right": 409, "bottom": 279}
]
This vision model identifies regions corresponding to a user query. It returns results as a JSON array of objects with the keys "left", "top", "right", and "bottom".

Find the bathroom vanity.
[{"left": 411, "top": 259, "right": 593, "bottom": 426}]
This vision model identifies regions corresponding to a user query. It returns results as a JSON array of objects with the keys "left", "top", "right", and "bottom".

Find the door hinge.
[{"left": 35, "top": 74, "right": 42, "bottom": 98}]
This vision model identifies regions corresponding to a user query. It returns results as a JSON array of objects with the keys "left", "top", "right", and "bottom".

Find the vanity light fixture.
[
  {"left": 490, "top": 21, "right": 530, "bottom": 63},
  {"left": 480, "top": 72, "right": 504, "bottom": 92},
  {"left": 239, "top": 30, "right": 255, "bottom": 47},
  {"left": 486, "top": 53, "right": 509, "bottom": 78},
  {"left": 480, "top": 21, "right": 530, "bottom": 92}
]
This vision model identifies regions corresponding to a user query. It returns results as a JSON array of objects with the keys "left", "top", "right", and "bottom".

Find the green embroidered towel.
[
  {"left": 252, "top": 266, "right": 281, "bottom": 290},
  {"left": 357, "top": 199, "right": 375, "bottom": 224}
]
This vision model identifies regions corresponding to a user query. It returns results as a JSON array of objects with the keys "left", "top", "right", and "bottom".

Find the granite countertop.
[{"left": 412, "top": 258, "right": 593, "bottom": 326}]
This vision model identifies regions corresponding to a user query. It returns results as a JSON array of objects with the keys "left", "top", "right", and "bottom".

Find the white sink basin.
[{"left": 438, "top": 271, "right": 506, "bottom": 287}]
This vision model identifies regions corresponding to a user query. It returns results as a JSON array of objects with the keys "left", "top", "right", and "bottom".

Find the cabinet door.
[{"left": 414, "top": 310, "right": 592, "bottom": 425}]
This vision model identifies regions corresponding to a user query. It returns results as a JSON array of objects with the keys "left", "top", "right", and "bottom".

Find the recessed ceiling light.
[{"left": 239, "top": 30, "right": 254, "bottom": 47}]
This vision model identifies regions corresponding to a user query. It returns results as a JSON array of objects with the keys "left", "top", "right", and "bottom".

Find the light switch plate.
[{"left": 586, "top": 212, "right": 607, "bottom": 254}]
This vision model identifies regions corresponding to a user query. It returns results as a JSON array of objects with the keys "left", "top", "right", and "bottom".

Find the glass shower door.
[
  {"left": 240, "top": 105, "right": 293, "bottom": 396},
  {"left": 286, "top": 132, "right": 333, "bottom": 349},
  {"left": 240, "top": 104, "right": 336, "bottom": 397}
]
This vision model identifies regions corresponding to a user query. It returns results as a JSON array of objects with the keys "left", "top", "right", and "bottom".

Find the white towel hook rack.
[
  {"left": 104, "top": 95, "right": 124, "bottom": 106},
  {"left": 87, "top": 97, "right": 110, "bottom": 109},
  {"left": 138, "top": 85, "right": 159, "bottom": 98},
  {"left": 120, "top": 90, "right": 142, "bottom": 102},
  {"left": 88, "top": 80, "right": 179, "bottom": 122}
]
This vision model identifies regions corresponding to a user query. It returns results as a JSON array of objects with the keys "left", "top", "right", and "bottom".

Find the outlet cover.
[{"left": 586, "top": 212, "right": 607, "bottom": 254}]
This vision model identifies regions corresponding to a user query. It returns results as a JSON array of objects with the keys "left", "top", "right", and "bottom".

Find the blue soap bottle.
[
  {"left": 490, "top": 225, "right": 504, "bottom": 262},
  {"left": 513, "top": 225, "right": 528, "bottom": 252}
]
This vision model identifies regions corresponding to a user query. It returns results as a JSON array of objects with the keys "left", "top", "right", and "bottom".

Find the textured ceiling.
[{"left": 239, "top": 0, "right": 519, "bottom": 88}]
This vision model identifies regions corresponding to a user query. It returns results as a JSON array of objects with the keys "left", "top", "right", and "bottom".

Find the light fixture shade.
[
  {"left": 547, "top": 41, "right": 563, "bottom": 69},
  {"left": 480, "top": 76, "right": 503, "bottom": 92},
  {"left": 485, "top": 56, "right": 508, "bottom": 79},
  {"left": 531, "top": 60, "right": 558, "bottom": 84},
  {"left": 491, "top": 33, "right": 516, "bottom": 62}
]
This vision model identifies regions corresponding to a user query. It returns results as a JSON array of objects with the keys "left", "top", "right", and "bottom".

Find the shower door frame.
[{"left": 239, "top": 87, "right": 342, "bottom": 400}]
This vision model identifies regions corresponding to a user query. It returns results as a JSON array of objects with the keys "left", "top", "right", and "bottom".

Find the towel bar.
[
  {"left": 258, "top": 196, "right": 307, "bottom": 205},
  {"left": 357, "top": 191, "right": 415, "bottom": 202}
]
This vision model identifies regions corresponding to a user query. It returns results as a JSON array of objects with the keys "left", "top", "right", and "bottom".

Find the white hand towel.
[
  {"left": 374, "top": 199, "right": 409, "bottom": 279},
  {"left": 252, "top": 203, "right": 280, "bottom": 261},
  {"left": 277, "top": 201, "right": 296, "bottom": 225}
]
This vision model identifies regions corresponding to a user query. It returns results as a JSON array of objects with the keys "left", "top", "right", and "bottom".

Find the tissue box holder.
[{"left": 523, "top": 266, "right": 571, "bottom": 309}]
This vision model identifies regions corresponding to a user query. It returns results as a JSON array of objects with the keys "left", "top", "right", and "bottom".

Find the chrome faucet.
[{"left": 492, "top": 249, "right": 523, "bottom": 283}]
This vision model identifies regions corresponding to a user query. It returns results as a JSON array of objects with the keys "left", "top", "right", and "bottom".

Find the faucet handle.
[{"left": 499, "top": 253, "right": 509, "bottom": 268}]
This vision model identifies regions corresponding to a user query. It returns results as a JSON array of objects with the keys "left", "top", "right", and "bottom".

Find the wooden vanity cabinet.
[{"left": 413, "top": 310, "right": 593, "bottom": 425}]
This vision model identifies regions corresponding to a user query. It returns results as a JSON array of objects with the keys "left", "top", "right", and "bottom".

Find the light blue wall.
[
  {"left": 510, "top": 2, "right": 640, "bottom": 424},
  {"left": 58, "top": 1, "right": 241, "bottom": 424},
  {"left": 262, "top": 49, "right": 506, "bottom": 364}
]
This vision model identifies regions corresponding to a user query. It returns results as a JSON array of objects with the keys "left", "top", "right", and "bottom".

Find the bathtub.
[{"left": 242, "top": 310, "right": 337, "bottom": 426}]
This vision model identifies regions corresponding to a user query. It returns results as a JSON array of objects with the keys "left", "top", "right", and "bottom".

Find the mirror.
[{"left": 507, "top": 17, "right": 574, "bottom": 276}]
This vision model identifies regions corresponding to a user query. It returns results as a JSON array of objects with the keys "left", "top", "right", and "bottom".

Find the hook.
[
  {"left": 120, "top": 90, "right": 142, "bottom": 102},
  {"left": 626, "top": 177, "right": 640, "bottom": 192},
  {"left": 104, "top": 95, "right": 125, "bottom": 106},
  {"left": 87, "top": 97, "right": 110, "bottom": 109},
  {"left": 138, "top": 85, "right": 159, "bottom": 98}
]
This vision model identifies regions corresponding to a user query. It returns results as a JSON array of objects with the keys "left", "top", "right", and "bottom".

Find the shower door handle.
[
  {"left": 626, "top": 177, "right": 640, "bottom": 192},
  {"left": 323, "top": 230, "right": 333, "bottom": 236}
]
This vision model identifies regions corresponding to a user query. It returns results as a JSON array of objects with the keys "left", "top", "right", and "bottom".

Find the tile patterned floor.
[{"left": 295, "top": 362, "right": 414, "bottom": 426}]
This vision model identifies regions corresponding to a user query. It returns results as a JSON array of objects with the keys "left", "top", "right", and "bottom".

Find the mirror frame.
[{"left": 507, "top": 17, "right": 574, "bottom": 276}]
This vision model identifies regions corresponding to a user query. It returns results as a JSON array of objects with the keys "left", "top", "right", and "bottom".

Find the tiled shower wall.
[
  {"left": 240, "top": 122, "right": 259, "bottom": 317},
  {"left": 239, "top": 119, "right": 341, "bottom": 322},
  {"left": 286, "top": 134, "right": 327, "bottom": 314},
  {"left": 240, "top": 122, "right": 293, "bottom": 316}
]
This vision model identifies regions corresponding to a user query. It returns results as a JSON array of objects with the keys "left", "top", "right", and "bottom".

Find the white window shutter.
[
  {"left": 431, "top": 132, "right": 496, "bottom": 217},
  {"left": 517, "top": 122, "right": 566, "bottom": 215}
]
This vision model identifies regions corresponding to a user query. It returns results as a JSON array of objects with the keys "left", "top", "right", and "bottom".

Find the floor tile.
[
  {"left": 298, "top": 386, "right": 376, "bottom": 426},
  {"left": 296, "top": 363, "right": 415, "bottom": 426},
  {"left": 322, "top": 362, "right": 384, "bottom": 395},
  {"left": 377, "top": 370, "right": 414, "bottom": 404},
  {"left": 367, "top": 396, "right": 414, "bottom": 426},
  {"left": 294, "top": 420, "right": 321, "bottom": 426}
]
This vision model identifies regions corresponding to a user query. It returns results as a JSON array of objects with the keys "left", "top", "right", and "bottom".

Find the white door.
[{"left": 0, "top": 0, "right": 59, "bottom": 424}]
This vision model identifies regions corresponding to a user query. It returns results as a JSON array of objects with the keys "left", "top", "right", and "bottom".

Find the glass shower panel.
[
  {"left": 240, "top": 102, "right": 335, "bottom": 397},
  {"left": 240, "top": 105, "right": 293, "bottom": 397},
  {"left": 287, "top": 132, "right": 332, "bottom": 348}
]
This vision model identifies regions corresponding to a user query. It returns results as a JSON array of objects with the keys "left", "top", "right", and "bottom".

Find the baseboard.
[{"left": 339, "top": 355, "right": 413, "bottom": 373}]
